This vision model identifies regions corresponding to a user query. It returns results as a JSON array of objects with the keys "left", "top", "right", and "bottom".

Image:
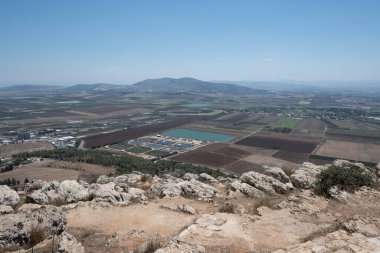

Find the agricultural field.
[
  {"left": 245, "top": 124, "right": 264, "bottom": 132},
  {"left": 312, "top": 138, "right": 380, "bottom": 163},
  {"left": 170, "top": 143, "right": 252, "bottom": 172},
  {"left": 270, "top": 118, "right": 301, "bottom": 128},
  {"left": 235, "top": 133, "right": 319, "bottom": 153},
  {"left": 0, "top": 141, "right": 54, "bottom": 159},
  {"left": 82, "top": 116, "right": 205, "bottom": 148},
  {"left": 0, "top": 159, "right": 116, "bottom": 182}
]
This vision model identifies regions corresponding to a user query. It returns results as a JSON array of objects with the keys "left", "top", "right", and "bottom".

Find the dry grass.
[
  {"left": 253, "top": 197, "right": 283, "bottom": 210},
  {"left": 300, "top": 222, "right": 344, "bottom": 243},
  {"left": 28, "top": 225, "right": 46, "bottom": 248},
  {"left": 218, "top": 202, "right": 237, "bottom": 213},
  {"left": 133, "top": 239, "right": 161, "bottom": 253}
]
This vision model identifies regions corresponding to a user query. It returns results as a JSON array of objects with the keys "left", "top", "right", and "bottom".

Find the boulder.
[
  {"left": 151, "top": 182, "right": 182, "bottom": 198},
  {"left": 290, "top": 162, "right": 324, "bottom": 189},
  {"left": 58, "top": 232, "right": 85, "bottom": 253},
  {"left": 24, "top": 179, "right": 46, "bottom": 192},
  {"left": 199, "top": 173, "right": 218, "bottom": 183},
  {"left": 127, "top": 187, "right": 148, "bottom": 202},
  {"left": 229, "top": 180, "right": 265, "bottom": 198},
  {"left": 178, "top": 180, "right": 218, "bottom": 200},
  {"left": 240, "top": 171, "right": 291, "bottom": 194},
  {"left": 154, "top": 240, "right": 205, "bottom": 253},
  {"left": 0, "top": 205, "right": 66, "bottom": 250},
  {"left": 262, "top": 166, "right": 289, "bottom": 183},
  {"left": 183, "top": 173, "right": 199, "bottom": 181},
  {"left": 59, "top": 180, "right": 90, "bottom": 203},
  {"left": 0, "top": 185, "right": 20, "bottom": 206},
  {"left": 90, "top": 182, "right": 129, "bottom": 205},
  {"left": 160, "top": 204, "right": 197, "bottom": 215},
  {"left": 0, "top": 205, "right": 13, "bottom": 215}
]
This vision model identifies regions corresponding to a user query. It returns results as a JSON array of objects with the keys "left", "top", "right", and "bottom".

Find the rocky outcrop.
[
  {"left": 127, "top": 187, "right": 148, "bottom": 202},
  {"left": 290, "top": 162, "right": 325, "bottom": 189},
  {"left": 263, "top": 166, "right": 289, "bottom": 183},
  {"left": 58, "top": 232, "right": 85, "bottom": 253},
  {"left": 161, "top": 204, "right": 197, "bottom": 215},
  {"left": 343, "top": 215, "right": 380, "bottom": 237},
  {"left": 151, "top": 182, "right": 182, "bottom": 198},
  {"left": 183, "top": 173, "right": 199, "bottom": 181},
  {"left": 0, "top": 185, "right": 20, "bottom": 206},
  {"left": 0, "top": 205, "right": 66, "bottom": 250},
  {"left": 151, "top": 179, "right": 218, "bottom": 200},
  {"left": 90, "top": 182, "right": 129, "bottom": 205},
  {"left": 228, "top": 180, "right": 265, "bottom": 198},
  {"left": 0, "top": 205, "right": 13, "bottom": 215},
  {"left": 59, "top": 180, "right": 91, "bottom": 203},
  {"left": 198, "top": 173, "right": 218, "bottom": 183},
  {"left": 273, "top": 230, "right": 380, "bottom": 253},
  {"left": 240, "top": 171, "right": 291, "bottom": 194},
  {"left": 154, "top": 240, "right": 205, "bottom": 253}
]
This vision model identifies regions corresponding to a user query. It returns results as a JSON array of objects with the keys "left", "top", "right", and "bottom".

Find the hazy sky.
[{"left": 0, "top": 0, "right": 379, "bottom": 85}]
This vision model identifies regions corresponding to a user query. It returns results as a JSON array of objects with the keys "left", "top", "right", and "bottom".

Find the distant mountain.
[
  {"left": 131, "top": 77, "right": 256, "bottom": 94},
  {"left": 65, "top": 83, "right": 126, "bottom": 92},
  {"left": 0, "top": 84, "right": 62, "bottom": 91}
]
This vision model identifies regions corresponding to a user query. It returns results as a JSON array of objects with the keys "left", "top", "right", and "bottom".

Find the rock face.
[
  {"left": 290, "top": 162, "right": 325, "bottom": 189},
  {"left": 240, "top": 171, "right": 291, "bottom": 194},
  {"left": 263, "top": 166, "right": 289, "bottom": 183},
  {"left": 154, "top": 240, "right": 205, "bottom": 253},
  {"left": 90, "top": 182, "right": 129, "bottom": 205},
  {"left": 0, "top": 205, "right": 66, "bottom": 250},
  {"left": 273, "top": 230, "right": 380, "bottom": 253},
  {"left": 161, "top": 204, "right": 197, "bottom": 215},
  {"left": 0, "top": 205, "right": 13, "bottom": 215},
  {"left": 58, "top": 232, "right": 85, "bottom": 253},
  {"left": 228, "top": 180, "right": 265, "bottom": 198},
  {"left": 0, "top": 185, "right": 20, "bottom": 206},
  {"left": 151, "top": 179, "right": 218, "bottom": 200},
  {"left": 59, "top": 180, "right": 91, "bottom": 203},
  {"left": 198, "top": 173, "right": 218, "bottom": 183}
]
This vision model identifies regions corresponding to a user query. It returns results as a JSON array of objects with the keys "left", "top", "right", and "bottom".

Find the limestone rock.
[
  {"left": 0, "top": 185, "right": 20, "bottom": 206},
  {"left": 290, "top": 162, "right": 324, "bottom": 189},
  {"left": 0, "top": 205, "right": 66, "bottom": 250},
  {"left": 24, "top": 179, "right": 46, "bottom": 192},
  {"left": 58, "top": 232, "right": 85, "bottom": 253},
  {"left": 199, "top": 173, "right": 218, "bottom": 183},
  {"left": 343, "top": 216, "right": 380, "bottom": 237},
  {"left": 127, "top": 187, "right": 148, "bottom": 202},
  {"left": 59, "top": 180, "right": 90, "bottom": 203},
  {"left": 90, "top": 182, "right": 129, "bottom": 205},
  {"left": 0, "top": 205, "right": 13, "bottom": 214},
  {"left": 178, "top": 180, "right": 218, "bottom": 200},
  {"left": 240, "top": 171, "right": 291, "bottom": 194},
  {"left": 183, "top": 173, "right": 200, "bottom": 181},
  {"left": 161, "top": 204, "right": 197, "bottom": 215},
  {"left": 154, "top": 240, "right": 205, "bottom": 253},
  {"left": 229, "top": 180, "right": 265, "bottom": 198},
  {"left": 151, "top": 182, "right": 182, "bottom": 198},
  {"left": 263, "top": 166, "right": 290, "bottom": 183}
]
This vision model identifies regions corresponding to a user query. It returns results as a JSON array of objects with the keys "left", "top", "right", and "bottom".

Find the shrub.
[
  {"left": 218, "top": 202, "right": 236, "bottom": 213},
  {"left": 314, "top": 165, "right": 376, "bottom": 196},
  {"left": 28, "top": 225, "right": 45, "bottom": 247}
]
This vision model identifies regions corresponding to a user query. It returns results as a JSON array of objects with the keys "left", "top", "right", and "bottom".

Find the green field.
[
  {"left": 127, "top": 146, "right": 151, "bottom": 153},
  {"left": 245, "top": 124, "right": 264, "bottom": 132},
  {"left": 271, "top": 118, "right": 300, "bottom": 128}
]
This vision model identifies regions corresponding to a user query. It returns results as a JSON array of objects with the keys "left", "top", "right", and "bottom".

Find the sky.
[{"left": 0, "top": 0, "right": 379, "bottom": 85}]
